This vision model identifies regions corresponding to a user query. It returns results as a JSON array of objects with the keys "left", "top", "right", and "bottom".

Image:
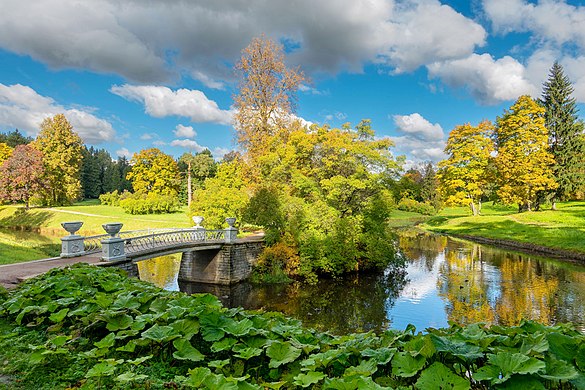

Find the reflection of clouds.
[{"left": 400, "top": 253, "right": 445, "bottom": 303}]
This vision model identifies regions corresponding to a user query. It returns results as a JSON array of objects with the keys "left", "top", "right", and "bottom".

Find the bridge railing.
[{"left": 60, "top": 218, "right": 238, "bottom": 261}]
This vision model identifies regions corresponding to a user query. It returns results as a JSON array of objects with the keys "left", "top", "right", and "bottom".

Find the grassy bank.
[
  {"left": 422, "top": 201, "right": 585, "bottom": 255},
  {"left": 1, "top": 264, "right": 583, "bottom": 389},
  {"left": 0, "top": 201, "right": 191, "bottom": 264}
]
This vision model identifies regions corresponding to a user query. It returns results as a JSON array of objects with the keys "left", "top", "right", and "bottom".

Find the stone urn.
[
  {"left": 61, "top": 221, "right": 83, "bottom": 236},
  {"left": 192, "top": 216, "right": 204, "bottom": 228},
  {"left": 225, "top": 217, "right": 237, "bottom": 228},
  {"left": 102, "top": 223, "right": 123, "bottom": 238}
]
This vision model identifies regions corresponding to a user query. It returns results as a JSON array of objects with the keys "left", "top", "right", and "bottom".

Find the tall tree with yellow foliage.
[
  {"left": 438, "top": 120, "right": 494, "bottom": 216},
  {"left": 495, "top": 95, "right": 557, "bottom": 212},
  {"left": 32, "top": 114, "right": 84, "bottom": 205},
  {"left": 233, "top": 35, "right": 305, "bottom": 162}
]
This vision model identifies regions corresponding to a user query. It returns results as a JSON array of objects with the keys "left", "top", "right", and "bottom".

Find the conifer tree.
[{"left": 540, "top": 62, "right": 585, "bottom": 207}]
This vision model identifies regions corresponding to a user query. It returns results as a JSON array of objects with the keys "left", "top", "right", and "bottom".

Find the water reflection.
[{"left": 138, "top": 232, "right": 585, "bottom": 334}]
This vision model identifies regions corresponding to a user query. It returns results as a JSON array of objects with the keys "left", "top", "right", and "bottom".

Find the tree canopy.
[
  {"left": 31, "top": 114, "right": 84, "bottom": 206},
  {"left": 0, "top": 144, "right": 45, "bottom": 209},
  {"left": 127, "top": 148, "right": 180, "bottom": 196}
]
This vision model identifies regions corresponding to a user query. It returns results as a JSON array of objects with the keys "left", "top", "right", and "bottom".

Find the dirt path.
[{"left": 0, "top": 253, "right": 103, "bottom": 289}]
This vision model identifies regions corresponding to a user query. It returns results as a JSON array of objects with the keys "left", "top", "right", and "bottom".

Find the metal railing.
[{"left": 80, "top": 228, "right": 226, "bottom": 254}]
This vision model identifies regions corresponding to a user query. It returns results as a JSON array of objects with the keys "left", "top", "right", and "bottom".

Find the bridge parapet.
[{"left": 60, "top": 219, "right": 240, "bottom": 261}]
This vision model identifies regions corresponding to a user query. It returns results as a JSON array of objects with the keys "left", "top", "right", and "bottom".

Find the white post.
[
  {"left": 60, "top": 221, "right": 85, "bottom": 257},
  {"left": 101, "top": 223, "right": 126, "bottom": 262}
]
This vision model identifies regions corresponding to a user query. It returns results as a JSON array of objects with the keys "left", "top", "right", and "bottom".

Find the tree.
[
  {"left": 0, "top": 145, "right": 45, "bottom": 209},
  {"left": 0, "top": 142, "right": 13, "bottom": 165},
  {"left": 0, "top": 129, "right": 33, "bottom": 147},
  {"left": 495, "top": 96, "right": 557, "bottom": 212},
  {"left": 178, "top": 150, "right": 217, "bottom": 206},
  {"left": 127, "top": 148, "right": 180, "bottom": 196},
  {"left": 438, "top": 121, "right": 494, "bottom": 216},
  {"left": 420, "top": 162, "right": 440, "bottom": 209},
  {"left": 189, "top": 161, "right": 249, "bottom": 229},
  {"left": 32, "top": 114, "right": 84, "bottom": 205},
  {"left": 539, "top": 62, "right": 585, "bottom": 207},
  {"left": 233, "top": 35, "right": 306, "bottom": 159}
]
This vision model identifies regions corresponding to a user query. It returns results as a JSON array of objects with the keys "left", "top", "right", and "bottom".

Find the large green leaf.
[
  {"left": 391, "top": 352, "right": 426, "bottom": 378},
  {"left": 105, "top": 313, "right": 133, "bottom": 331},
  {"left": 344, "top": 359, "right": 378, "bottom": 377},
  {"left": 111, "top": 292, "right": 141, "bottom": 310},
  {"left": 431, "top": 334, "right": 484, "bottom": 362},
  {"left": 495, "top": 375, "right": 546, "bottom": 390},
  {"left": 172, "top": 338, "right": 205, "bottom": 362},
  {"left": 225, "top": 318, "right": 255, "bottom": 336},
  {"left": 170, "top": 318, "right": 200, "bottom": 338},
  {"left": 186, "top": 367, "right": 212, "bottom": 387},
  {"left": 94, "top": 333, "right": 116, "bottom": 349},
  {"left": 293, "top": 371, "right": 326, "bottom": 387},
  {"left": 211, "top": 337, "right": 237, "bottom": 352},
  {"left": 539, "top": 356, "right": 578, "bottom": 381},
  {"left": 48, "top": 308, "right": 68, "bottom": 323},
  {"left": 473, "top": 352, "right": 546, "bottom": 384},
  {"left": 547, "top": 332, "right": 577, "bottom": 362},
  {"left": 141, "top": 324, "right": 180, "bottom": 343},
  {"left": 85, "top": 359, "right": 123, "bottom": 378},
  {"left": 267, "top": 341, "right": 302, "bottom": 368},
  {"left": 233, "top": 344, "right": 263, "bottom": 360},
  {"left": 415, "top": 362, "right": 470, "bottom": 390},
  {"left": 361, "top": 347, "right": 395, "bottom": 365}
]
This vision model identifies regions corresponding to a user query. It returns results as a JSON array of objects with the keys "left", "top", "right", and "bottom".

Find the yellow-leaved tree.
[
  {"left": 495, "top": 95, "right": 557, "bottom": 211},
  {"left": 0, "top": 142, "right": 13, "bottom": 166},
  {"left": 438, "top": 120, "right": 494, "bottom": 216},
  {"left": 127, "top": 148, "right": 180, "bottom": 196},
  {"left": 32, "top": 114, "right": 84, "bottom": 205}
]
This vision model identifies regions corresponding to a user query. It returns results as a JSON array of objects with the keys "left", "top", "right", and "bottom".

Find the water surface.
[{"left": 138, "top": 232, "right": 585, "bottom": 334}]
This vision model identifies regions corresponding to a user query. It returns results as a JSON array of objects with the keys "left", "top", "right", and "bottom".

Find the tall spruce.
[{"left": 540, "top": 62, "right": 585, "bottom": 206}]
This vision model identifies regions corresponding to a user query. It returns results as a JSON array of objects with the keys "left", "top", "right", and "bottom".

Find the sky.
[{"left": 1, "top": 0, "right": 585, "bottom": 168}]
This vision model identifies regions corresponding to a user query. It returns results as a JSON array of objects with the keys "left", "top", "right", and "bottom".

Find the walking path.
[{"left": 0, "top": 252, "right": 103, "bottom": 289}]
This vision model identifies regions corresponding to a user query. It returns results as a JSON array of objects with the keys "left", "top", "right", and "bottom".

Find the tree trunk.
[
  {"left": 478, "top": 200, "right": 482, "bottom": 215},
  {"left": 470, "top": 201, "right": 477, "bottom": 216},
  {"left": 187, "top": 161, "right": 192, "bottom": 208},
  {"left": 552, "top": 200, "right": 557, "bottom": 211}
]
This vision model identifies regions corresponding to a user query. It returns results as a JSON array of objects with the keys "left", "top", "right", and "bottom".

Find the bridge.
[{"left": 59, "top": 219, "right": 264, "bottom": 285}]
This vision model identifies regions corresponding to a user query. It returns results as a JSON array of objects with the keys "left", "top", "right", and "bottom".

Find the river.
[{"left": 137, "top": 231, "right": 585, "bottom": 334}]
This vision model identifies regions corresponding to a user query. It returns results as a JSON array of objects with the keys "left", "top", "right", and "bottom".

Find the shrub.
[
  {"left": 119, "top": 192, "right": 179, "bottom": 214},
  {"left": 397, "top": 197, "right": 437, "bottom": 215},
  {"left": 99, "top": 190, "right": 120, "bottom": 206}
]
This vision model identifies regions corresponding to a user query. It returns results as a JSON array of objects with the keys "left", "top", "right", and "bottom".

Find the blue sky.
[{"left": 1, "top": 0, "right": 584, "bottom": 167}]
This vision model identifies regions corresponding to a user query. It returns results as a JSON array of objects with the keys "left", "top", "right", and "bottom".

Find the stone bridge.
[{"left": 60, "top": 219, "right": 264, "bottom": 285}]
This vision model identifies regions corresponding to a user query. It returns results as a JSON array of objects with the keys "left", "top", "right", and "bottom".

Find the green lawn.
[
  {"left": 422, "top": 201, "right": 585, "bottom": 254},
  {"left": 0, "top": 201, "right": 192, "bottom": 264}
]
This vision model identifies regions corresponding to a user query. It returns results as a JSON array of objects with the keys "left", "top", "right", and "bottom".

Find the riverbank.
[
  {"left": 390, "top": 201, "right": 585, "bottom": 262},
  {"left": 0, "top": 201, "right": 191, "bottom": 264}
]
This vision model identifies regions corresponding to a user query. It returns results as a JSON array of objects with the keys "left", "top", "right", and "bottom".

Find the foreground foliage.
[{"left": 1, "top": 265, "right": 584, "bottom": 389}]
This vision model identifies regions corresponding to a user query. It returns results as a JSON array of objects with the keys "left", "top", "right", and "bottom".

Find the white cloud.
[
  {"left": 391, "top": 112, "right": 446, "bottom": 163},
  {"left": 0, "top": 0, "right": 486, "bottom": 83},
  {"left": 427, "top": 53, "right": 537, "bottom": 104},
  {"left": 140, "top": 133, "right": 156, "bottom": 140},
  {"left": 173, "top": 124, "right": 196, "bottom": 139},
  {"left": 483, "top": 0, "right": 585, "bottom": 48},
  {"left": 170, "top": 139, "right": 205, "bottom": 153},
  {"left": 392, "top": 113, "right": 444, "bottom": 141},
  {"left": 0, "top": 83, "right": 116, "bottom": 143},
  {"left": 380, "top": 1, "right": 487, "bottom": 73},
  {"left": 153, "top": 140, "right": 167, "bottom": 146},
  {"left": 110, "top": 85, "right": 233, "bottom": 125},
  {"left": 116, "top": 147, "right": 131, "bottom": 158}
]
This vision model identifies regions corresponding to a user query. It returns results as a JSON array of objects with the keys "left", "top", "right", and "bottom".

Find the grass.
[
  {"left": 0, "top": 201, "right": 192, "bottom": 264},
  {"left": 422, "top": 200, "right": 585, "bottom": 254}
]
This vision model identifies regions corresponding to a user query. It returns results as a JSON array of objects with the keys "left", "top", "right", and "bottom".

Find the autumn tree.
[
  {"left": 127, "top": 148, "right": 180, "bottom": 196},
  {"left": 189, "top": 161, "right": 249, "bottom": 229},
  {"left": 540, "top": 62, "right": 585, "bottom": 207},
  {"left": 32, "top": 114, "right": 84, "bottom": 205},
  {"left": 0, "top": 145, "right": 45, "bottom": 209},
  {"left": 0, "top": 142, "right": 13, "bottom": 165},
  {"left": 438, "top": 121, "right": 494, "bottom": 216},
  {"left": 233, "top": 35, "right": 306, "bottom": 160},
  {"left": 178, "top": 149, "right": 217, "bottom": 206},
  {"left": 495, "top": 96, "right": 557, "bottom": 212}
]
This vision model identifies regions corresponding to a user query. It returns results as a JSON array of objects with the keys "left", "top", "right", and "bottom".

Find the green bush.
[
  {"left": 119, "top": 192, "right": 179, "bottom": 214},
  {"left": 99, "top": 190, "right": 120, "bottom": 206},
  {"left": 1, "top": 265, "right": 584, "bottom": 390},
  {"left": 397, "top": 197, "right": 437, "bottom": 215}
]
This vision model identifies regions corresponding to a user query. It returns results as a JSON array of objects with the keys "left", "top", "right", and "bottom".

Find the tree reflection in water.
[{"left": 140, "top": 232, "right": 585, "bottom": 334}]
